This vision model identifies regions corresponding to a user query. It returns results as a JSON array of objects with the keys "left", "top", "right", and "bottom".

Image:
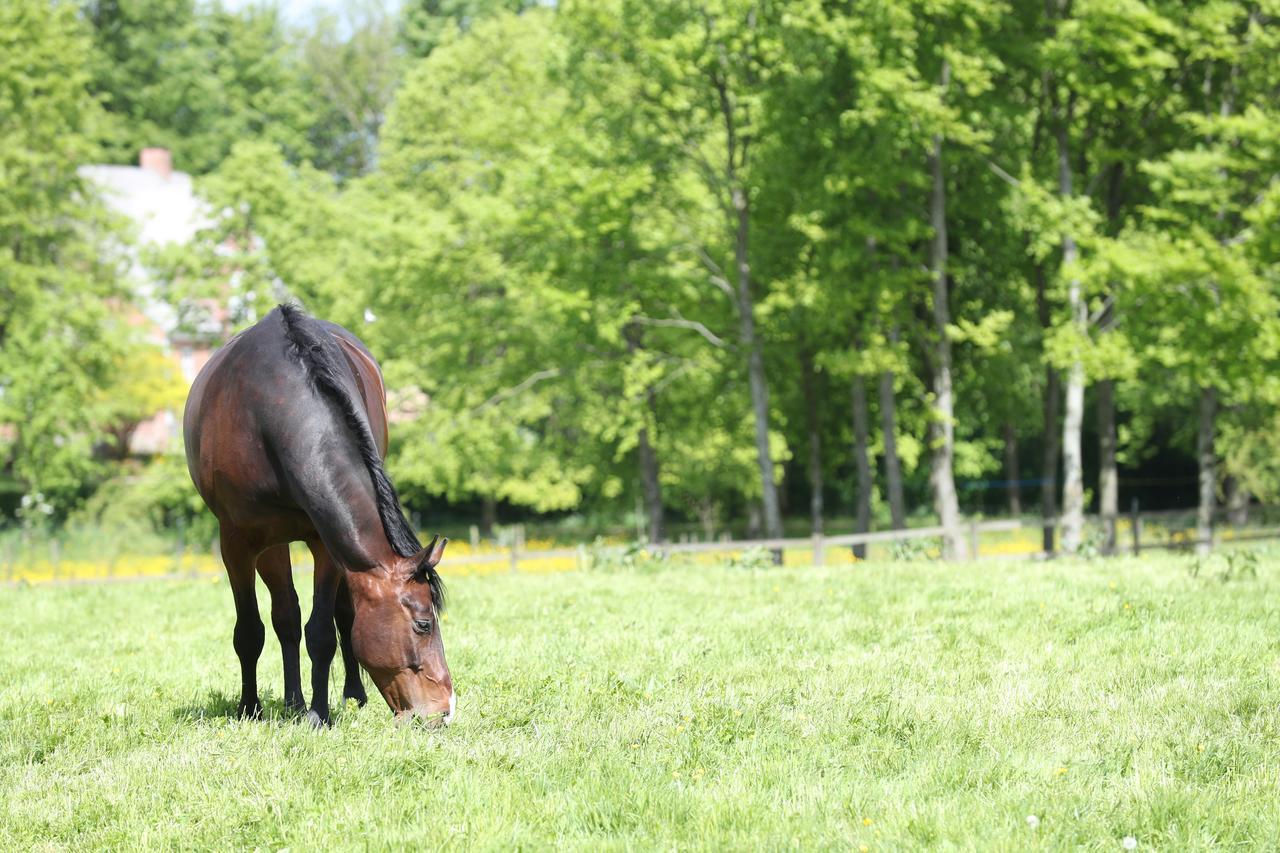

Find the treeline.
[{"left": 4, "top": 0, "right": 1280, "bottom": 552}]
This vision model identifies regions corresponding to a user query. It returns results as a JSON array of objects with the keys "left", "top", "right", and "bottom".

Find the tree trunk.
[
  {"left": 625, "top": 327, "right": 666, "bottom": 544},
  {"left": 851, "top": 376, "right": 872, "bottom": 560},
  {"left": 801, "top": 352, "right": 824, "bottom": 537},
  {"left": 1197, "top": 386, "right": 1217, "bottom": 557},
  {"left": 1224, "top": 475, "right": 1249, "bottom": 526},
  {"left": 878, "top": 369, "right": 907, "bottom": 530},
  {"left": 1056, "top": 117, "right": 1087, "bottom": 555},
  {"left": 480, "top": 495, "right": 497, "bottom": 539},
  {"left": 1097, "top": 379, "right": 1118, "bottom": 554},
  {"left": 926, "top": 61, "right": 966, "bottom": 560},
  {"left": 733, "top": 186, "right": 783, "bottom": 547},
  {"left": 1003, "top": 422, "right": 1022, "bottom": 517},
  {"left": 1036, "top": 263, "right": 1061, "bottom": 553},
  {"left": 637, "top": 423, "right": 665, "bottom": 544}
]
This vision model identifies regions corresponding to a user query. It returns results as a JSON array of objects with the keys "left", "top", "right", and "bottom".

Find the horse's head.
[{"left": 347, "top": 536, "right": 453, "bottom": 727}]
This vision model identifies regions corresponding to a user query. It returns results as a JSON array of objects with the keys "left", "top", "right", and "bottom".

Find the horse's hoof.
[
  {"left": 343, "top": 688, "right": 368, "bottom": 707},
  {"left": 304, "top": 709, "right": 329, "bottom": 729},
  {"left": 237, "top": 699, "right": 262, "bottom": 719}
]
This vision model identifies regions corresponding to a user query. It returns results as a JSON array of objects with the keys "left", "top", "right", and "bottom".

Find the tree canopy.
[{"left": 3, "top": 0, "right": 1278, "bottom": 547}]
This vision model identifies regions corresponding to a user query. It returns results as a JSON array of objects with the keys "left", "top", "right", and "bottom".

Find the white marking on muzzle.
[{"left": 444, "top": 691, "right": 456, "bottom": 726}]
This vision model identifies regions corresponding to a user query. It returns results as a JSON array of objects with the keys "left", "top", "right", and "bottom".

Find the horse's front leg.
[
  {"left": 303, "top": 538, "right": 341, "bottom": 727},
  {"left": 335, "top": 577, "right": 368, "bottom": 706}
]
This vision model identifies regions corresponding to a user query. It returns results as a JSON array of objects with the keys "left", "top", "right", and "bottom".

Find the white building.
[{"left": 80, "top": 148, "right": 228, "bottom": 455}]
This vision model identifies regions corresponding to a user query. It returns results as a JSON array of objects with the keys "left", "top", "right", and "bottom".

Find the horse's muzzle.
[{"left": 396, "top": 698, "right": 453, "bottom": 729}]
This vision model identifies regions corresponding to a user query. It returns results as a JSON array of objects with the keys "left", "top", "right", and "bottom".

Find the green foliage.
[
  {"left": 397, "top": 0, "right": 531, "bottom": 57},
  {"left": 83, "top": 0, "right": 317, "bottom": 174},
  {"left": 299, "top": 1, "right": 403, "bottom": 178},
  {"left": 0, "top": 0, "right": 127, "bottom": 509},
  {"left": 73, "top": 451, "right": 215, "bottom": 543},
  {"left": 6, "top": 0, "right": 1280, "bottom": 532}
]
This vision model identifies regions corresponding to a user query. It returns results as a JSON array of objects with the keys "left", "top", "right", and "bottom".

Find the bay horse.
[{"left": 184, "top": 304, "right": 453, "bottom": 727}]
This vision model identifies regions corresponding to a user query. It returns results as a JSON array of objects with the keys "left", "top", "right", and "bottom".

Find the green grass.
[{"left": 3, "top": 554, "right": 1280, "bottom": 849}]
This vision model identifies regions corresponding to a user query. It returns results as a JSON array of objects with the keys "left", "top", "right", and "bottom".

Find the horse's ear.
[{"left": 414, "top": 535, "right": 447, "bottom": 577}]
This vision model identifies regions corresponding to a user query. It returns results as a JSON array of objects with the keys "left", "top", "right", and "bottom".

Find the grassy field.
[{"left": 3, "top": 554, "right": 1280, "bottom": 849}]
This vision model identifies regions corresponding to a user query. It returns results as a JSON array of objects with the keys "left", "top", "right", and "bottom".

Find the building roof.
[
  {"left": 80, "top": 164, "right": 209, "bottom": 248},
  {"left": 79, "top": 162, "right": 214, "bottom": 336}
]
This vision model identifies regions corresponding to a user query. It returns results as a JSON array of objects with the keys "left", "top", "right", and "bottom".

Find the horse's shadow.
[{"left": 172, "top": 689, "right": 303, "bottom": 724}]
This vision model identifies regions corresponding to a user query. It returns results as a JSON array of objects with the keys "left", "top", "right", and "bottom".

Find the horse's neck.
[{"left": 278, "top": 425, "right": 399, "bottom": 572}]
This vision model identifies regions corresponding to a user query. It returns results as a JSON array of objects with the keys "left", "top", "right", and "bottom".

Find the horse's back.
[{"left": 183, "top": 307, "right": 389, "bottom": 527}]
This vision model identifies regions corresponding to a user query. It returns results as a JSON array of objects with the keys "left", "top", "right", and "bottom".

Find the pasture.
[{"left": 3, "top": 554, "right": 1280, "bottom": 848}]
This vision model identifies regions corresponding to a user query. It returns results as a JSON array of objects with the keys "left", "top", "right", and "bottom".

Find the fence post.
[
  {"left": 469, "top": 525, "right": 480, "bottom": 549},
  {"left": 968, "top": 519, "right": 980, "bottom": 559},
  {"left": 509, "top": 525, "right": 524, "bottom": 574},
  {"left": 812, "top": 532, "right": 825, "bottom": 567},
  {"left": 1042, "top": 516, "right": 1056, "bottom": 557},
  {"left": 174, "top": 515, "right": 186, "bottom": 576},
  {"left": 1130, "top": 498, "right": 1141, "bottom": 556}
]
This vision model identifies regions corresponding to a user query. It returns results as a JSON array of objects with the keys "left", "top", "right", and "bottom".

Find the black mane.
[{"left": 277, "top": 304, "right": 444, "bottom": 610}]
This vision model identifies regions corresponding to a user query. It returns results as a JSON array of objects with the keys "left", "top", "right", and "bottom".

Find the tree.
[
  {"left": 1031, "top": 0, "right": 1181, "bottom": 553},
  {"left": 561, "top": 0, "right": 794, "bottom": 544},
  {"left": 299, "top": 0, "right": 403, "bottom": 178},
  {"left": 1095, "top": 0, "right": 1280, "bottom": 552},
  {"left": 0, "top": 0, "right": 128, "bottom": 509},
  {"left": 83, "top": 0, "right": 316, "bottom": 174},
  {"left": 398, "top": 0, "right": 531, "bottom": 56}
]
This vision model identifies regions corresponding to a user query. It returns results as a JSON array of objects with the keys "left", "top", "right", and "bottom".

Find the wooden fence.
[
  {"left": 450, "top": 506, "right": 1280, "bottom": 573},
  {"left": 6, "top": 505, "right": 1280, "bottom": 584}
]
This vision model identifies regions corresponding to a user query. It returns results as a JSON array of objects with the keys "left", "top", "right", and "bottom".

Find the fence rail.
[
  {"left": 448, "top": 510, "right": 1280, "bottom": 573},
  {"left": 5, "top": 506, "right": 1280, "bottom": 585}
]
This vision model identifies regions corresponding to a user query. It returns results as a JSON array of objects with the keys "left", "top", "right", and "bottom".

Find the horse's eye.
[{"left": 413, "top": 618, "right": 433, "bottom": 636}]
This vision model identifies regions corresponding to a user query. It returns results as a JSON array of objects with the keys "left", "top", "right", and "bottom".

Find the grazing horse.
[{"left": 184, "top": 304, "right": 453, "bottom": 727}]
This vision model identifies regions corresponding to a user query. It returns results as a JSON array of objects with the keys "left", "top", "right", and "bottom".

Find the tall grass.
[{"left": 2, "top": 554, "right": 1279, "bottom": 847}]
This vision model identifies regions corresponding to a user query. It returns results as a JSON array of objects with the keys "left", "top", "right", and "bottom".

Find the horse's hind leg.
[
  {"left": 335, "top": 577, "right": 367, "bottom": 707},
  {"left": 219, "top": 527, "right": 264, "bottom": 719},
  {"left": 257, "top": 544, "right": 305, "bottom": 714}
]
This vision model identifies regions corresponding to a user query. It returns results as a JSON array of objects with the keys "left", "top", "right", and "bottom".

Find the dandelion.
[
  {"left": 1123, "top": 602, "right": 1131, "bottom": 610},
  {"left": 1056, "top": 767, "right": 1068, "bottom": 775},
  {"left": 1197, "top": 743, "right": 1205, "bottom": 752},
  {"left": 692, "top": 767, "right": 705, "bottom": 779},
  {"left": 859, "top": 847, "right": 869, "bottom": 853},
  {"left": 863, "top": 817, "right": 873, "bottom": 826},
  {"left": 1109, "top": 581, "right": 1117, "bottom": 590},
  {"left": 1122, "top": 836, "right": 1138, "bottom": 849},
  {"left": 1026, "top": 815, "right": 1040, "bottom": 829},
  {"left": 732, "top": 709, "right": 742, "bottom": 717},
  {"left": 630, "top": 743, "right": 639, "bottom": 749}
]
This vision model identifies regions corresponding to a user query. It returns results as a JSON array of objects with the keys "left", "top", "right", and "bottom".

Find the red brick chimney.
[{"left": 139, "top": 147, "right": 173, "bottom": 179}]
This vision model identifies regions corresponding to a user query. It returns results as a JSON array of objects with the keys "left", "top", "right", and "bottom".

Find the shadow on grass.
[{"left": 172, "top": 689, "right": 305, "bottom": 724}]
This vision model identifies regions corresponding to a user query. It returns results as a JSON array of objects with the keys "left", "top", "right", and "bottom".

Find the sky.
[{"left": 220, "top": 0, "right": 401, "bottom": 26}]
